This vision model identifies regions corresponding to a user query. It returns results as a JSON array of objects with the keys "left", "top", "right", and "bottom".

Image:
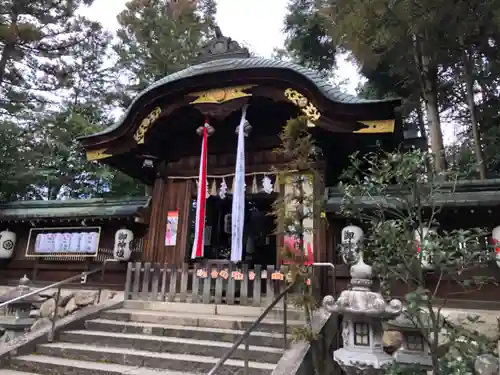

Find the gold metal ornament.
[
  {"left": 354, "top": 120, "right": 395, "bottom": 134},
  {"left": 284, "top": 88, "right": 321, "bottom": 122},
  {"left": 189, "top": 85, "right": 254, "bottom": 105},
  {"left": 86, "top": 148, "right": 113, "bottom": 161},
  {"left": 133, "top": 106, "right": 162, "bottom": 144}
]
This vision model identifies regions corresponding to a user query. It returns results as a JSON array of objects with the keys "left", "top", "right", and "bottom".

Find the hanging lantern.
[
  {"left": 0, "top": 229, "right": 16, "bottom": 259},
  {"left": 415, "top": 228, "right": 435, "bottom": 271},
  {"left": 113, "top": 229, "right": 134, "bottom": 261},
  {"left": 341, "top": 225, "right": 364, "bottom": 264},
  {"left": 491, "top": 226, "right": 500, "bottom": 268}
]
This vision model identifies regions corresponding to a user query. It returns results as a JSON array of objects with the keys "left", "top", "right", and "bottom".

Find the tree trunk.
[
  {"left": 422, "top": 81, "right": 446, "bottom": 172},
  {"left": 421, "top": 60, "right": 446, "bottom": 172},
  {"left": 412, "top": 35, "right": 446, "bottom": 172},
  {"left": 0, "top": 11, "right": 18, "bottom": 86},
  {"left": 0, "top": 43, "right": 14, "bottom": 87},
  {"left": 462, "top": 45, "right": 487, "bottom": 179},
  {"left": 416, "top": 100, "right": 427, "bottom": 141}
]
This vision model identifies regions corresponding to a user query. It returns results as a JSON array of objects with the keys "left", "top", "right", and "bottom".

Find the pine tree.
[
  {"left": 0, "top": 0, "right": 97, "bottom": 115},
  {"left": 28, "top": 22, "right": 145, "bottom": 199},
  {"left": 282, "top": 0, "right": 337, "bottom": 75},
  {"left": 113, "top": 0, "right": 217, "bottom": 105},
  {"left": 0, "top": 0, "right": 115, "bottom": 200}
]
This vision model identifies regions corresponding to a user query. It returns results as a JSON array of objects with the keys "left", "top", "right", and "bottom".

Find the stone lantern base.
[{"left": 334, "top": 346, "right": 395, "bottom": 375}]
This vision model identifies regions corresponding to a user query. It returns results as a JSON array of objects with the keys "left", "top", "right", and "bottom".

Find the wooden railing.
[{"left": 124, "top": 262, "right": 295, "bottom": 307}]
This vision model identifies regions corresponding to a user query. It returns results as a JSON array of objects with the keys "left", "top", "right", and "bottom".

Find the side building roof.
[
  {"left": 0, "top": 197, "right": 150, "bottom": 223},
  {"left": 325, "top": 179, "right": 500, "bottom": 212}
]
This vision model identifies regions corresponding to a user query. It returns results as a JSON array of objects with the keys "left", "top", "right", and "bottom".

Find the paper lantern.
[
  {"left": 341, "top": 225, "right": 364, "bottom": 264},
  {"left": 88, "top": 232, "right": 99, "bottom": 254},
  {"left": 415, "top": 228, "right": 435, "bottom": 270},
  {"left": 34, "top": 233, "right": 44, "bottom": 253},
  {"left": 69, "top": 232, "right": 81, "bottom": 253},
  {"left": 0, "top": 230, "right": 16, "bottom": 259},
  {"left": 79, "top": 232, "right": 89, "bottom": 253},
  {"left": 113, "top": 229, "right": 134, "bottom": 261},
  {"left": 491, "top": 226, "right": 500, "bottom": 268}
]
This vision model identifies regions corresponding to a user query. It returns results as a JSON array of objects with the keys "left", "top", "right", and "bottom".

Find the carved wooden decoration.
[
  {"left": 354, "top": 120, "right": 395, "bottom": 133},
  {"left": 86, "top": 148, "right": 113, "bottom": 161},
  {"left": 284, "top": 88, "right": 321, "bottom": 122},
  {"left": 133, "top": 106, "right": 162, "bottom": 144},
  {"left": 189, "top": 85, "right": 254, "bottom": 105}
]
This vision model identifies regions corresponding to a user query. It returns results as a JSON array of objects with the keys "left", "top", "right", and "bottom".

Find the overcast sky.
[{"left": 79, "top": 0, "right": 361, "bottom": 94}]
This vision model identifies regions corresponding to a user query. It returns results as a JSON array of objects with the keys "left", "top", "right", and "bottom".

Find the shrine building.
[{"left": 1, "top": 30, "right": 499, "bottom": 309}]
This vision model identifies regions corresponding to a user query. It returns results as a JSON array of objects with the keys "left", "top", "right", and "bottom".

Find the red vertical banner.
[{"left": 191, "top": 123, "right": 208, "bottom": 259}]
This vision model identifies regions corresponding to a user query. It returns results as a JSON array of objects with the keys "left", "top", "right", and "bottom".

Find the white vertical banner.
[{"left": 230, "top": 106, "right": 248, "bottom": 262}]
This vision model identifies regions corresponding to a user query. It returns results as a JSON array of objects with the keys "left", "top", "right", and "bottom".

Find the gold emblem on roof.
[
  {"left": 86, "top": 148, "right": 113, "bottom": 161},
  {"left": 189, "top": 85, "right": 254, "bottom": 105},
  {"left": 133, "top": 107, "right": 162, "bottom": 144},
  {"left": 354, "top": 120, "right": 395, "bottom": 133},
  {"left": 284, "top": 88, "right": 321, "bottom": 122}
]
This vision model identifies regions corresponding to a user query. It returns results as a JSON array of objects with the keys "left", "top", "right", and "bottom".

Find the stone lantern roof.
[
  {"left": 0, "top": 275, "right": 39, "bottom": 306},
  {"left": 323, "top": 253, "right": 403, "bottom": 318},
  {"left": 387, "top": 309, "right": 433, "bottom": 331}
]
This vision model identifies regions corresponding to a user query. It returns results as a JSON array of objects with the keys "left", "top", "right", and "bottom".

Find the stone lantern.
[
  {"left": 0, "top": 275, "right": 38, "bottom": 343},
  {"left": 386, "top": 309, "right": 432, "bottom": 369},
  {"left": 323, "top": 253, "right": 403, "bottom": 375}
]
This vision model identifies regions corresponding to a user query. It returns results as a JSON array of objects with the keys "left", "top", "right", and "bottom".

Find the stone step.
[
  {"left": 85, "top": 318, "right": 291, "bottom": 348},
  {"left": 0, "top": 370, "right": 41, "bottom": 375},
  {"left": 59, "top": 330, "right": 284, "bottom": 363},
  {"left": 34, "top": 342, "right": 276, "bottom": 375},
  {"left": 100, "top": 308, "right": 303, "bottom": 333},
  {"left": 10, "top": 355, "right": 196, "bottom": 375},
  {"left": 122, "top": 300, "right": 305, "bottom": 321}
]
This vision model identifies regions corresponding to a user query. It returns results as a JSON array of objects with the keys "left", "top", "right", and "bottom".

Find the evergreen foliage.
[{"left": 0, "top": 0, "right": 217, "bottom": 201}]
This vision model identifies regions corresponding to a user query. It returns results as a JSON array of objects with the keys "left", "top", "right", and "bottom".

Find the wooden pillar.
[
  {"left": 143, "top": 170, "right": 168, "bottom": 263},
  {"left": 275, "top": 178, "right": 286, "bottom": 266},
  {"left": 313, "top": 175, "right": 327, "bottom": 264}
]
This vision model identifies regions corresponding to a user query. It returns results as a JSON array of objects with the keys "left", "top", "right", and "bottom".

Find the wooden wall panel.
[
  {"left": 161, "top": 179, "right": 194, "bottom": 266},
  {"left": 144, "top": 176, "right": 167, "bottom": 262}
]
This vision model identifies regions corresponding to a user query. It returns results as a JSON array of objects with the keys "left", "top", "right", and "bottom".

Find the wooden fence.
[{"left": 124, "top": 262, "right": 305, "bottom": 306}]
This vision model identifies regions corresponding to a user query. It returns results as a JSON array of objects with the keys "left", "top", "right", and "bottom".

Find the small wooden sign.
[
  {"left": 196, "top": 269, "right": 208, "bottom": 278},
  {"left": 219, "top": 269, "right": 229, "bottom": 280},
  {"left": 210, "top": 269, "right": 219, "bottom": 279},
  {"left": 232, "top": 271, "right": 244, "bottom": 280},
  {"left": 271, "top": 271, "right": 284, "bottom": 281}
]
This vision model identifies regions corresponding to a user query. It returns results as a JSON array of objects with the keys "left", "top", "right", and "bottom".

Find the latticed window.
[
  {"left": 354, "top": 323, "right": 370, "bottom": 346},
  {"left": 406, "top": 333, "right": 424, "bottom": 351}
]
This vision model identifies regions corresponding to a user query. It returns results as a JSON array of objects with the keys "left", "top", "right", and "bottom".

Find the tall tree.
[
  {"left": 282, "top": 0, "right": 337, "bottom": 75},
  {"left": 315, "top": 0, "right": 457, "bottom": 172},
  {"left": 0, "top": 1, "right": 169, "bottom": 201},
  {"left": 27, "top": 22, "right": 146, "bottom": 200},
  {"left": 0, "top": 0, "right": 97, "bottom": 115},
  {"left": 281, "top": 2, "right": 428, "bottom": 141},
  {"left": 113, "top": 0, "right": 217, "bottom": 104},
  {"left": 0, "top": 0, "right": 116, "bottom": 200}
]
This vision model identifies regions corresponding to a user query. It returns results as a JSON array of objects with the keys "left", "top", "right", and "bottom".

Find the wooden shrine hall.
[
  {"left": 3, "top": 29, "right": 500, "bottom": 309},
  {"left": 78, "top": 28, "right": 403, "bottom": 271}
]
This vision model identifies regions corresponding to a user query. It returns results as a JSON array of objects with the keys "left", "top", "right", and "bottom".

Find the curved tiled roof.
[{"left": 85, "top": 57, "right": 399, "bottom": 139}]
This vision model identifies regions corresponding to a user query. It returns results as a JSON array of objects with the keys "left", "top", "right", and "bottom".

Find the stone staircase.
[{"left": 1, "top": 303, "right": 303, "bottom": 375}]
